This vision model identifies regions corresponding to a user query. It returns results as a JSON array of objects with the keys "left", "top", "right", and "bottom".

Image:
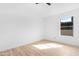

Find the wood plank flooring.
[{"left": 0, "top": 40, "right": 79, "bottom": 56}]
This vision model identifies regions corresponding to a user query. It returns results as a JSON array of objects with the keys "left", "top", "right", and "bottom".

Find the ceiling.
[
  {"left": 31, "top": 3, "right": 79, "bottom": 18},
  {"left": 49, "top": 3, "right": 79, "bottom": 15},
  {"left": 0, "top": 3, "right": 79, "bottom": 18}
]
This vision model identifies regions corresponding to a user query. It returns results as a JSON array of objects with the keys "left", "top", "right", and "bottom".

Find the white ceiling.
[
  {"left": 0, "top": 3, "right": 79, "bottom": 18},
  {"left": 30, "top": 3, "right": 79, "bottom": 18},
  {"left": 49, "top": 3, "right": 79, "bottom": 15}
]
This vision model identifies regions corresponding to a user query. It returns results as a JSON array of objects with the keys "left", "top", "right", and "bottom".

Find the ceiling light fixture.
[{"left": 35, "top": 3, "right": 52, "bottom": 6}]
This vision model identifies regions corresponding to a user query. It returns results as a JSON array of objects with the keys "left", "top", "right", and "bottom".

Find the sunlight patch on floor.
[{"left": 33, "top": 43, "right": 63, "bottom": 50}]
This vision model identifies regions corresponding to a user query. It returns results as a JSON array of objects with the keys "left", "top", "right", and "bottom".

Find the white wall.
[
  {"left": 0, "top": 3, "right": 49, "bottom": 51},
  {"left": 45, "top": 8, "right": 79, "bottom": 47},
  {"left": 1, "top": 3, "right": 79, "bottom": 51}
]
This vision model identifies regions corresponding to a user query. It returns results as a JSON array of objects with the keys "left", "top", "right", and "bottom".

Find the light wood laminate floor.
[{"left": 0, "top": 39, "right": 79, "bottom": 56}]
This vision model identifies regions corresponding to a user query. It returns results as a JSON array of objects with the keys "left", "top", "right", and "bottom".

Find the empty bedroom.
[{"left": 0, "top": 3, "right": 79, "bottom": 56}]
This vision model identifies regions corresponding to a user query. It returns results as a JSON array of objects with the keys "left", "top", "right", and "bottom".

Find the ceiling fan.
[{"left": 35, "top": 3, "right": 51, "bottom": 6}]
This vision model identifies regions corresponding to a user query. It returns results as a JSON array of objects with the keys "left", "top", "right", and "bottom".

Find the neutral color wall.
[
  {"left": 1, "top": 3, "right": 79, "bottom": 51},
  {"left": 45, "top": 8, "right": 79, "bottom": 47},
  {"left": 0, "top": 3, "right": 47, "bottom": 51}
]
